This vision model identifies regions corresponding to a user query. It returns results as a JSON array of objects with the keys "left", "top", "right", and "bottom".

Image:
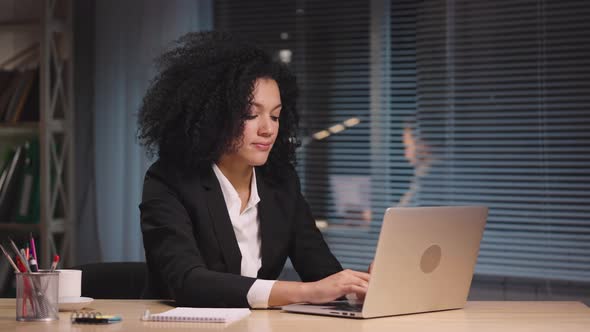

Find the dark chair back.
[{"left": 74, "top": 262, "right": 147, "bottom": 299}]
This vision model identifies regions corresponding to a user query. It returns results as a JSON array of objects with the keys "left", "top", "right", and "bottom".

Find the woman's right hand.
[
  {"left": 300, "top": 269, "right": 370, "bottom": 304},
  {"left": 268, "top": 269, "right": 370, "bottom": 307}
]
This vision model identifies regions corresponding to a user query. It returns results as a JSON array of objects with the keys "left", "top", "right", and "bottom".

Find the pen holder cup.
[{"left": 15, "top": 271, "right": 59, "bottom": 321}]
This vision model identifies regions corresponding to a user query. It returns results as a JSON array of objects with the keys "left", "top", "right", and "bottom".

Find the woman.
[{"left": 138, "top": 32, "right": 369, "bottom": 308}]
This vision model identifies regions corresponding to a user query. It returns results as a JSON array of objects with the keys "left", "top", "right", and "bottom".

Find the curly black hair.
[{"left": 137, "top": 31, "right": 299, "bottom": 179}]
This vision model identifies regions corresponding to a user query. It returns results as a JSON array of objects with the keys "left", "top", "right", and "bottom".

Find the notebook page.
[{"left": 143, "top": 308, "right": 251, "bottom": 323}]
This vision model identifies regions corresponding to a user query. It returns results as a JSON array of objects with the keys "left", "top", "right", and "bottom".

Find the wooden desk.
[{"left": 0, "top": 299, "right": 588, "bottom": 331}]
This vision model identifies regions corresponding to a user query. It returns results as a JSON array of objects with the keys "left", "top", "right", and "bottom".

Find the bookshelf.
[{"left": 0, "top": 0, "right": 75, "bottom": 270}]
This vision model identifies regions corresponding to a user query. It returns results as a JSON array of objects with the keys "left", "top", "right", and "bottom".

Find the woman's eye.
[
  {"left": 271, "top": 116, "right": 280, "bottom": 122},
  {"left": 245, "top": 114, "right": 257, "bottom": 120}
]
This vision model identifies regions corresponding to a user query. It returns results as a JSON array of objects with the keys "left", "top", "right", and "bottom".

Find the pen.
[
  {"left": 16, "top": 256, "right": 27, "bottom": 273},
  {"left": 28, "top": 257, "right": 39, "bottom": 272},
  {"left": 50, "top": 255, "right": 60, "bottom": 272},
  {"left": 9, "top": 238, "right": 32, "bottom": 273},
  {"left": 20, "top": 249, "right": 29, "bottom": 271},
  {"left": 30, "top": 233, "right": 37, "bottom": 262},
  {"left": 0, "top": 244, "right": 19, "bottom": 273}
]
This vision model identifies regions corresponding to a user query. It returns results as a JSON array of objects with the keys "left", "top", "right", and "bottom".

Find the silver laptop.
[{"left": 283, "top": 206, "right": 488, "bottom": 319}]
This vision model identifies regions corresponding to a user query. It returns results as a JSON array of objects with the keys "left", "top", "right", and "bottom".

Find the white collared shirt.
[{"left": 212, "top": 164, "right": 276, "bottom": 308}]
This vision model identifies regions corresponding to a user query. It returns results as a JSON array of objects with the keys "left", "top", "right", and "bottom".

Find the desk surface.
[{"left": 0, "top": 299, "right": 588, "bottom": 332}]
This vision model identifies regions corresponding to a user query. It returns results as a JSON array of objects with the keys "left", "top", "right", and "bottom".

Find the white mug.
[{"left": 57, "top": 269, "right": 82, "bottom": 299}]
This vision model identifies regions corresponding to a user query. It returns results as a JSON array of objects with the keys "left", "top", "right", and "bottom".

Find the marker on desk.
[{"left": 50, "top": 255, "right": 60, "bottom": 272}]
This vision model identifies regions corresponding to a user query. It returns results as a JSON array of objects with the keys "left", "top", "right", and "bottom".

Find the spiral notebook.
[{"left": 141, "top": 308, "right": 250, "bottom": 323}]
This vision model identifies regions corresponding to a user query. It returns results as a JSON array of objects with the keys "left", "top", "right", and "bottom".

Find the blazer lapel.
[
  {"left": 257, "top": 171, "right": 288, "bottom": 278},
  {"left": 200, "top": 167, "right": 242, "bottom": 275}
]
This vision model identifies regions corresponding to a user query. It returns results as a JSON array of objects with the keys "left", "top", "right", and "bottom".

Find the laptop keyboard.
[
  {"left": 307, "top": 301, "right": 364, "bottom": 312},
  {"left": 329, "top": 302, "right": 363, "bottom": 312}
]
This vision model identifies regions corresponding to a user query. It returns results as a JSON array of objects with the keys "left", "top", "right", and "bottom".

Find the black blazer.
[{"left": 139, "top": 160, "right": 343, "bottom": 307}]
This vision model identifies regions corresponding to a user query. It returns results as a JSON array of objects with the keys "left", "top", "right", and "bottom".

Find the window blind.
[
  {"left": 215, "top": 0, "right": 590, "bottom": 282},
  {"left": 289, "top": 1, "right": 377, "bottom": 271},
  {"left": 414, "top": 0, "right": 590, "bottom": 282}
]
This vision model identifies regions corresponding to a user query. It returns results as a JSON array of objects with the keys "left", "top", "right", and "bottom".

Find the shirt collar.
[{"left": 212, "top": 163, "right": 260, "bottom": 213}]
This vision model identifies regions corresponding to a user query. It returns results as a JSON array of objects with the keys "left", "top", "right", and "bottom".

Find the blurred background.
[{"left": 0, "top": 0, "right": 588, "bottom": 304}]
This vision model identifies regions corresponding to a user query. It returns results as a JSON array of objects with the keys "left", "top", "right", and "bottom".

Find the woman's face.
[{"left": 224, "top": 78, "right": 282, "bottom": 168}]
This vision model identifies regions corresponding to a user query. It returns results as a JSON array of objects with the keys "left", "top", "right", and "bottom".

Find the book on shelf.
[
  {"left": 0, "top": 145, "right": 25, "bottom": 221},
  {"left": 0, "top": 140, "right": 40, "bottom": 224},
  {"left": 0, "top": 146, "right": 24, "bottom": 221},
  {"left": 0, "top": 69, "right": 40, "bottom": 123},
  {"left": 0, "top": 71, "right": 16, "bottom": 99},
  {"left": 0, "top": 148, "right": 14, "bottom": 183},
  {"left": 8, "top": 70, "right": 36, "bottom": 123},
  {"left": 3, "top": 70, "right": 29, "bottom": 122},
  {"left": 0, "top": 71, "right": 18, "bottom": 117},
  {"left": 16, "top": 70, "right": 39, "bottom": 122},
  {"left": 14, "top": 140, "right": 40, "bottom": 224}
]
